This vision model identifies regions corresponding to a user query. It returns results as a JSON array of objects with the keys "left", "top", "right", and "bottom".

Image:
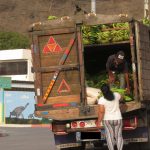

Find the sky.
[{"left": 0, "top": 90, "right": 36, "bottom": 119}]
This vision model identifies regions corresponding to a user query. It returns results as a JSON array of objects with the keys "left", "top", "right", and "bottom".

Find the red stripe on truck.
[{"left": 52, "top": 103, "right": 70, "bottom": 108}]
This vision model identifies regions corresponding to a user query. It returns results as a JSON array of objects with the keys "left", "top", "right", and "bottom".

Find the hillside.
[{"left": 0, "top": 0, "right": 146, "bottom": 34}]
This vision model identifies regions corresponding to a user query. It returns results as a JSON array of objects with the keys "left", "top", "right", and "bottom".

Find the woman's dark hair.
[{"left": 100, "top": 84, "right": 114, "bottom": 101}]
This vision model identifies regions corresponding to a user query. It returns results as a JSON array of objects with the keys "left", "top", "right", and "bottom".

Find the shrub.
[{"left": 0, "top": 31, "right": 30, "bottom": 50}]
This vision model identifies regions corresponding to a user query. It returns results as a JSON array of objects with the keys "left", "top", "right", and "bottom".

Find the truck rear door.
[
  {"left": 135, "top": 21, "right": 150, "bottom": 101},
  {"left": 31, "top": 22, "right": 86, "bottom": 120}
]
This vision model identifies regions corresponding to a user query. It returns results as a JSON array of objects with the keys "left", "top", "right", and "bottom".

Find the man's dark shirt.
[{"left": 106, "top": 54, "right": 128, "bottom": 73}]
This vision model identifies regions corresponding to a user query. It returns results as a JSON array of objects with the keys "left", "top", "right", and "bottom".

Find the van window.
[{"left": 0, "top": 61, "right": 27, "bottom": 75}]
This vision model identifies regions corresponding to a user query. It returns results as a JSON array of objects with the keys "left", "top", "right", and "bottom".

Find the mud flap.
[
  {"left": 123, "top": 127, "right": 149, "bottom": 143},
  {"left": 54, "top": 132, "right": 81, "bottom": 149}
]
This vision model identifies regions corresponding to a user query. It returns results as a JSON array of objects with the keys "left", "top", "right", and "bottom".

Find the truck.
[{"left": 29, "top": 14, "right": 150, "bottom": 150}]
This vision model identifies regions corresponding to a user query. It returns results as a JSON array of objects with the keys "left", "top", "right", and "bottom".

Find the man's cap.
[{"left": 116, "top": 51, "right": 125, "bottom": 60}]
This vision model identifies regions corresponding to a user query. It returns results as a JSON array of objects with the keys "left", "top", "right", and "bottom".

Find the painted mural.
[{"left": 0, "top": 90, "right": 46, "bottom": 124}]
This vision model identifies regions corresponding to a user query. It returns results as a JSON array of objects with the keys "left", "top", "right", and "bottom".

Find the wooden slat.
[
  {"left": 32, "top": 35, "right": 43, "bottom": 103},
  {"left": 40, "top": 49, "right": 78, "bottom": 58},
  {"left": 43, "top": 84, "right": 81, "bottom": 97},
  {"left": 84, "top": 41, "right": 130, "bottom": 48},
  {"left": 136, "top": 22, "right": 150, "bottom": 101},
  {"left": 29, "top": 19, "right": 75, "bottom": 31},
  {"left": 34, "top": 64, "right": 79, "bottom": 73},
  {"left": 29, "top": 14, "right": 132, "bottom": 31},
  {"left": 31, "top": 28, "right": 75, "bottom": 36},
  {"left": 41, "top": 68, "right": 81, "bottom": 97},
  {"left": 126, "top": 101, "right": 142, "bottom": 112},
  {"left": 41, "top": 71, "right": 80, "bottom": 85},
  {"left": 40, "top": 54, "right": 78, "bottom": 67},
  {"left": 77, "top": 26, "right": 86, "bottom": 105},
  {"left": 101, "top": 27, "right": 129, "bottom": 31},
  {"left": 143, "top": 90, "right": 150, "bottom": 100},
  {"left": 35, "top": 106, "right": 98, "bottom": 121},
  {"left": 34, "top": 101, "right": 142, "bottom": 120},
  {"left": 46, "top": 95, "right": 80, "bottom": 105},
  {"left": 129, "top": 22, "right": 138, "bottom": 101},
  {"left": 39, "top": 33, "right": 76, "bottom": 53}
]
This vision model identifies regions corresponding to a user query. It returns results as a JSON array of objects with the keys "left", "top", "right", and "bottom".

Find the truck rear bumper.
[{"left": 54, "top": 132, "right": 81, "bottom": 149}]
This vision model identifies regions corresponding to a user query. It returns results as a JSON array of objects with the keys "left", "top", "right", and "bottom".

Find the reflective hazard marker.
[
  {"left": 43, "top": 36, "right": 62, "bottom": 53},
  {"left": 57, "top": 79, "right": 71, "bottom": 93},
  {"left": 43, "top": 71, "right": 59, "bottom": 101}
]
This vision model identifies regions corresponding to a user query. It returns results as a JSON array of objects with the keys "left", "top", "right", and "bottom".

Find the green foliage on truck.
[{"left": 82, "top": 22, "right": 130, "bottom": 45}]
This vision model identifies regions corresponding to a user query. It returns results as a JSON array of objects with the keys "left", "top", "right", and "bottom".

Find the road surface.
[
  {"left": 0, "top": 127, "right": 56, "bottom": 150},
  {"left": 0, "top": 126, "right": 148, "bottom": 150}
]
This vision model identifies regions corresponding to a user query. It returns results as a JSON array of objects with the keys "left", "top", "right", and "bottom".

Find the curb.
[{"left": 0, "top": 124, "right": 52, "bottom": 129}]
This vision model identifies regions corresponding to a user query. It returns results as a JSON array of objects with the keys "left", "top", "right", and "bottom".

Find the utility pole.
[
  {"left": 144, "top": 0, "right": 149, "bottom": 19},
  {"left": 91, "top": 0, "right": 96, "bottom": 13}
]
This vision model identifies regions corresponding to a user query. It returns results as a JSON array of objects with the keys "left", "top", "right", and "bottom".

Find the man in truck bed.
[{"left": 106, "top": 51, "right": 130, "bottom": 94}]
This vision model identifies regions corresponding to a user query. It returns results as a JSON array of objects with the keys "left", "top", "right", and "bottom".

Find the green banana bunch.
[
  {"left": 47, "top": 16, "right": 58, "bottom": 20},
  {"left": 110, "top": 22, "right": 129, "bottom": 42},
  {"left": 112, "top": 22, "right": 129, "bottom": 28},
  {"left": 82, "top": 25, "right": 91, "bottom": 34},
  {"left": 98, "top": 87, "right": 133, "bottom": 102},
  {"left": 122, "top": 30, "right": 130, "bottom": 40},
  {"left": 82, "top": 25, "right": 99, "bottom": 45},
  {"left": 86, "top": 71, "right": 133, "bottom": 102},
  {"left": 142, "top": 18, "right": 150, "bottom": 26},
  {"left": 82, "top": 38, "right": 91, "bottom": 45},
  {"left": 82, "top": 22, "right": 130, "bottom": 45},
  {"left": 111, "top": 87, "right": 133, "bottom": 102},
  {"left": 100, "top": 24, "right": 109, "bottom": 29},
  {"left": 82, "top": 25, "right": 92, "bottom": 45},
  {"left": 97, "top": 31, "right": 111, "bottom": 44},
  {"left": 110, "top": 30, "right": 124, "bottom": 42}
]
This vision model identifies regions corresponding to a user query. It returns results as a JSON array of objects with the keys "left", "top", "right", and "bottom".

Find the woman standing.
[{"left": 97, "top": 84, "right": 124, "bottom": 150}]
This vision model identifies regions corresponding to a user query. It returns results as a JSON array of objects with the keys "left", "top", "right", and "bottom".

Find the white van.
[{"left": 0, "top": 49, "right": 33, "bottom": 82}]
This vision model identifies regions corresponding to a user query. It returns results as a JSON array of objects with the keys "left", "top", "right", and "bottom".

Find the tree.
[{"left": 0, "top": 31, "right": 30, "bottom": 50}]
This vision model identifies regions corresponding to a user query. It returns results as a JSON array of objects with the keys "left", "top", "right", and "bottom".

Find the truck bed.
[{"left": 35, "top": 101, "right": 142, "bottom": 121}]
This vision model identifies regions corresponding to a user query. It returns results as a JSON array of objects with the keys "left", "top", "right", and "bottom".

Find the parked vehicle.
[
  {"left": 29, "top": 14, "right": 150, "bottom": 150},
  {"left": 0, "top": 49, "right": 34, "bottom": 91}
]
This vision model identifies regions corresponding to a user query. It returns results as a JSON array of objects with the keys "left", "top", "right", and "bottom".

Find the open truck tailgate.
[{"left": 30, "top": 20, "right": 90, "bottom": 120}]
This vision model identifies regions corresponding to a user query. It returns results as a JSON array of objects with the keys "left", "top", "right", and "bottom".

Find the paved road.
[
  {"left": 0, "top": 127, "right": 148, "bottom": 150},
  {"left": 0, "top": 127, "right": 56, "bottom": 150}
]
